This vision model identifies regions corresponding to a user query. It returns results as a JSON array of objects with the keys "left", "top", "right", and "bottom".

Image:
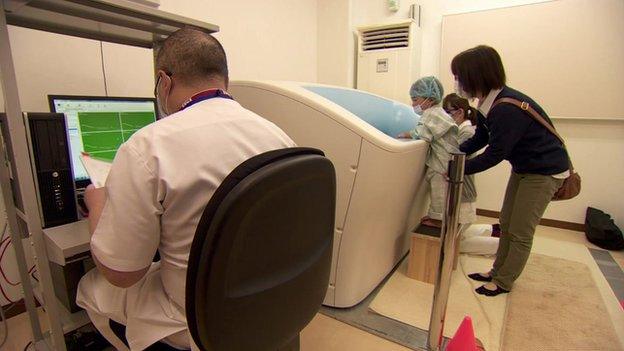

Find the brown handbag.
[{"left": 491, "top": 98, "right": 581, "bottom": 201}]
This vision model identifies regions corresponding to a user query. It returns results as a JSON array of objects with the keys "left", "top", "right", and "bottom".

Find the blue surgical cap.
[{"left": 410, "top": 76, "right": 444, "bottom": 104}]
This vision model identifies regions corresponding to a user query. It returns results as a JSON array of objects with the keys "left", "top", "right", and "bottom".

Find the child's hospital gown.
[{"left": 410, "top": 106, "right": 458, "bottom": 221}]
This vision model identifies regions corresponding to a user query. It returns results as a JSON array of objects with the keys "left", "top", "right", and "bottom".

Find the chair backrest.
[{"left": 186, "top": 147, "right": 336, "bottom": 351}]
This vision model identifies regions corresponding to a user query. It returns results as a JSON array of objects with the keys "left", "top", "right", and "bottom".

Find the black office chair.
[{"left": 186, "top": 147, "right": 336, "bottom": 351}]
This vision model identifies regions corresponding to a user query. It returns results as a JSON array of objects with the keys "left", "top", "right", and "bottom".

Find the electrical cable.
[
  {"left": 0, "top": 221, "right": 15, "bottom": 304},
  {"left": 0, "top": 239, "right": 20, "bottom": 286},
  {"left": 0, "top": 218, "right": 13, "bottom": 347},
  {"left": 0, "top": 293, "right": 8, "bottom": 349},
  {"left": 0, "top": 235, "right": 13, "bottom": 302},
  {"left": 2, "top": 200, "right": 34, "bottom": 351},
  {"left": 99, "top": 41, "right": 109, "bottom": 96},
  {"left": 0, "top": 275, "right": 13, "bottom": 304},
  {"left": 0, "top": 222, "right": 37, "bottom": 302},
  {"left": 0, "top": 223, "right": 7, "bottom": 242}
]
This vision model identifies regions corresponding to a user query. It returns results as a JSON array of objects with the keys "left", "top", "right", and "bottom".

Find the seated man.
[{"left": 77, "top": 27, "right": 295, "bottom": 350}]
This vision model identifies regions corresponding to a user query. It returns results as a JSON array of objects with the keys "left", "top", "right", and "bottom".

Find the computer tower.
[
  {"left": 24, "top": 113, "right": 78, "bottom": 228},
  {"left": 50, "top": 255, "right": 94, "bottom": 313}
]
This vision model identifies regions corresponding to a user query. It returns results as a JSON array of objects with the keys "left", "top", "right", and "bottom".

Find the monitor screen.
[{"left": 49, "top": 95, "right": 157, "bottom": 187}]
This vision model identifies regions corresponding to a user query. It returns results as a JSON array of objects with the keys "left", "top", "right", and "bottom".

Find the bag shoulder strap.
[
  {"left": 492, "top": 97, "right": 564, "bottom": 144},
  {"left": 491, "top": 97, "right": 574, "bottom": 172}
]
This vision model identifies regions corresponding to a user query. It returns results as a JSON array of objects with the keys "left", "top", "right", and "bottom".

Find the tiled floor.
[
  {"left": 0, "top": 310, "right": 410, "bottom": 351},
  {"left": 0, "top": 306, "right": 46, "bottom": 351},
  {"left": 1, "top": 218, "right": 621, "bottom": 351},
  {"left": 302, "top": 314, "right": 411, "bottom": 351}
]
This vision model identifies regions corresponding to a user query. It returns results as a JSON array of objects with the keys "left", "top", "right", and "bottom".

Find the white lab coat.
[{"left": 77, "top": 97, "right": 295, "bottom": 350}]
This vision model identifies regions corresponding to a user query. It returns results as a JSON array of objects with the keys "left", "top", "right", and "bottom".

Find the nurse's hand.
[{"left": 396, "top": 132, "right": 411, "bottom": 139}]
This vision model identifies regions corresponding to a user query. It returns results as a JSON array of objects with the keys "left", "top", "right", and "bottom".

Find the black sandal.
[
  {"left": 468, "top": 273, "right": 492, "bottom": 282},
  {"left": 475, "top": 284, "right": 509, "bottom": 297}
]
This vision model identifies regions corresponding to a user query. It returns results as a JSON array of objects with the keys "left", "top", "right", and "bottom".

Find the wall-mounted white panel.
[
  {"left": 5, "top": 26, "right": 105, "bottom": 112},
  {"left": 158, "top": 0, "right": 318, "bottom": 82},
  {"left": 440, "top": 0, "right": 624, "bottom": 119},
  {"left": 102, "top": 42, "right": 154, "bottom": 98}
]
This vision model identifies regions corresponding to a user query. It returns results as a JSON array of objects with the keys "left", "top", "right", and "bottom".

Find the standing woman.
[{"left": 452, "top": 46, "right": 569, "bottom": 296}]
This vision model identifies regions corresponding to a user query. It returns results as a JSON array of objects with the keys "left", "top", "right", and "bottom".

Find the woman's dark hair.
[
  {"left": 443, "top": 93, "right": 478, "bottom": 126},
  {"left": 451, "top": 45, "right": 506, "bottom": 98}
]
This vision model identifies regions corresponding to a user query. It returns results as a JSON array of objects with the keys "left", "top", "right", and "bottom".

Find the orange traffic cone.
[{"left": 445, "top": 316, "right": 478, "bottom": 351}]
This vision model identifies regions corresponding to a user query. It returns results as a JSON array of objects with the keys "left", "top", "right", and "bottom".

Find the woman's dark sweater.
[{"left": 460, "top": 86, "right": 569, "bottom": 176}]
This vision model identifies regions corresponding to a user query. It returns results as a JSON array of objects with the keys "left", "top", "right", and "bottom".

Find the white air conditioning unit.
[{"left": 356, "top": 20, "right": 421, "bottom": 104}]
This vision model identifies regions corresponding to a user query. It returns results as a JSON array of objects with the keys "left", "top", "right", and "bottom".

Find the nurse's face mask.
[
  {"left": 154, "top": 71, "right": 172, "bottom": 119},
  {"left": 454, "top": 78, "right": 471, "bottom": 99},
  {"left": 411, "top": 97, "right": 432, "bottom": 115}
]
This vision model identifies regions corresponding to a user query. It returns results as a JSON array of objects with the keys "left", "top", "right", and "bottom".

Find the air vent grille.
[{"left": 361, "top": 25, "right": 410, "bottom": 51}]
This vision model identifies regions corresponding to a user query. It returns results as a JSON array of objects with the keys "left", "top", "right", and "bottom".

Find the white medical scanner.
[{"left": 229, "top": 81, "right": 430, "bottom": 307}]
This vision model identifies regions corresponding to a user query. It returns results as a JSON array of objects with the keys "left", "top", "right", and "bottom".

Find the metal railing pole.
[{"left": 427, "top": 153, "right": 465, "bottom": 351}]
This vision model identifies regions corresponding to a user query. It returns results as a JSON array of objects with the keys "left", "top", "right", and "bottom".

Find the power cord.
[
  {"left": 0, "top": 222, "right": 16, "bottom": 304},
  {"left": 0, "top": 222, "right": 9, "bottom": 348},
  {"left": 0, "top": 298, "right": 8, "bottom": 349},
  {"left": 23, "top": 340, "right": 33, "bottom": 350},
  {"left": 99, "top": 41, "right": 109, "bottom": 96},
  {"left": 0, "top": 222, "right": 6, "bottom": 242},
  {"left": 0, "top": 219, "right": 37, "bottom": 349}
]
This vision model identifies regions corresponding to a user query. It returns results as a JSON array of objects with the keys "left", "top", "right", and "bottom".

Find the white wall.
[
  {"left": 440, "top": 0, "right": 624, "bottom": 229},
  {"left": 442, "top": 0, "right": 555, "bottom": 15},
  {"left": 317, "top": 0, "right": 623, "bottom": 228},
  {"left": 336, "top": 0, "right": 555, "bottom": 88},
  {"left": 317, "top": 0, "right": 353, "bottom": 86},
  {"left": 0, "top": 26, "right": 155, "bottom": 112},
  {"left": 1, "top": 0, "right": 319, "bottom": 112},
  {"left": 158, "top": 0, "right": 318, "bottom": 82},
  {"left": 474, "top": 120, "right": 624, "bottom": 229}
]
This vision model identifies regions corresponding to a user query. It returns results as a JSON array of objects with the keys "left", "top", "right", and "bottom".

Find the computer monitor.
[{"left": 48, "top": 95, "right": 157, "bottom": 188}]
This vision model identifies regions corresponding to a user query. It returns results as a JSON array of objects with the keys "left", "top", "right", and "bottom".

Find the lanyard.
[{"left": 180, "top": 89, "right": 233, "bottom": 111}]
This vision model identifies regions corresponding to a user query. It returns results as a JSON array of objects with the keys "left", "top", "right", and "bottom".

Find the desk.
[{"left": 44, "top": 220, "right": 91, "bottom": 265}]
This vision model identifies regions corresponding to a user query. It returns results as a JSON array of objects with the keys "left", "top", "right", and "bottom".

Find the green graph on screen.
[{"left": 78, "top": 111, "right": 155, "bottom": 161}]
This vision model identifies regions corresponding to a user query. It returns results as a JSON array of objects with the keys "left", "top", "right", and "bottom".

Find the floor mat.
[
  {"left": 368, "top": 237, "right": 624, "bottom": 350},
  {"left": 320, "top": 225, "right": 624, "bottom": 351},
  {"left": 502, "top": 253, "right": 621, "bottom": 350},
  {"left": 369, "top": 255, "right": 507, "bottom": 351},
  {"left": 531, "top": 236, "right": 624, "bottom": 348}
]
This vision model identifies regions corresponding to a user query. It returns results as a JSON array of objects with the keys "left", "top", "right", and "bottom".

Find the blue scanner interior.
[{"left": 304, "top": 86, "right": 420, "bottom": 138}]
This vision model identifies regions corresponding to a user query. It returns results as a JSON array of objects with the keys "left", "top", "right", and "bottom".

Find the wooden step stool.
[{"left": 406, "top": 225, "right": 461, "bottom": 284}]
